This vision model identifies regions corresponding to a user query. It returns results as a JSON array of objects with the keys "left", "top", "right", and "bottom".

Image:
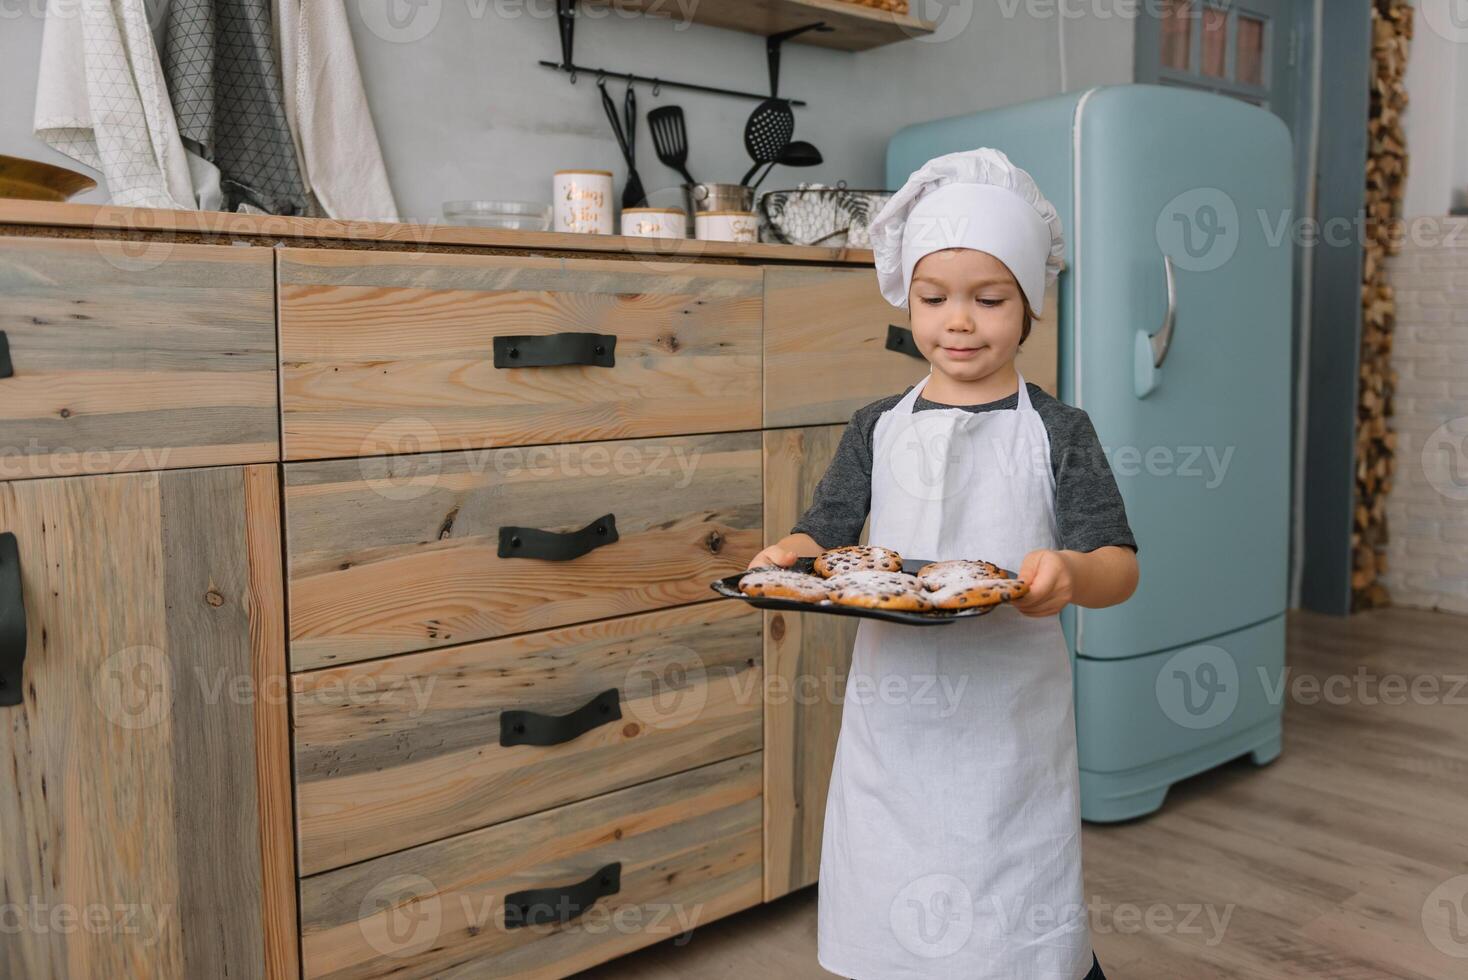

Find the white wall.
[
  {"left": 1402, "top": 0, "right": 1468, "bottom": 217},
  {"left": 1382, "top": 227, "right": 1468, "bottom": 615},
  {"left": 0, "top": 0, "right": 1133, "bottom": 221}
]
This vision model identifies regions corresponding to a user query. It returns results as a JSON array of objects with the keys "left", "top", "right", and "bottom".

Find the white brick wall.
[{"left": 1382, "top": 216, "right": 1468, "bottom": 616}]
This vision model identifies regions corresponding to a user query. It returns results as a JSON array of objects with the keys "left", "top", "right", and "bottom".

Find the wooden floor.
[{"left": 578, "top": 606, "right": 1468, "bottom": 979}]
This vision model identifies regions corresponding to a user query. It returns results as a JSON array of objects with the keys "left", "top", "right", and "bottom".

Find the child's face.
[{"left": 908, "top": 248, "right": 1025, "bottom": 383}]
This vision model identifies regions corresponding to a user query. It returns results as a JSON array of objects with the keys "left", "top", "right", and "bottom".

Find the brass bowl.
[{"left": 0, "top": 155, "right": 97, "bottom": 202}]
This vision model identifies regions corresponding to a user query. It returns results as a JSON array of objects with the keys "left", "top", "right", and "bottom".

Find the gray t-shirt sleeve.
[
  {"left": 788, "top": 394, "right": 898, "bottom": 549},
  {"left": 789, "top": 384, "right": 1139, "bottom": 556},
  {"left": 1031, "top": 391, "right": 1139, "bottom": 555}
]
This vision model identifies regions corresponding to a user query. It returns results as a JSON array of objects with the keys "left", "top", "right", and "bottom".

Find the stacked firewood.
[{"left": 1354, "top": 0, "right": 1410, "bottom": 610}]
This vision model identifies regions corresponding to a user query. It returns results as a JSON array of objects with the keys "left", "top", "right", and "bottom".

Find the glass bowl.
[{"left": 442, "top": 200, "right": 552, "bottom": 231}]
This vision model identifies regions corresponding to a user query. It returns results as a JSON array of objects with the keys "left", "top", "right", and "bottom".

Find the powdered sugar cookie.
[
  {"left": 813, "top": 545, "right": 905, "bottom": 578},
  {"left": 925, "top": 576, "right": 1030, "bottom": 611},
  {"left": 916, "top": 559, "right": 1003, "bottom": 591},
  {"left": 738, "top": 567, "right": 831, "bottom": 603},
  {"left": 824, "top": 569, "right": 933, "bottom": 611}
]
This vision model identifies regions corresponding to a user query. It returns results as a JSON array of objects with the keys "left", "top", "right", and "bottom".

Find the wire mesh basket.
[{"left": 757, "top": 182, "right": 893, "bottom": 247}]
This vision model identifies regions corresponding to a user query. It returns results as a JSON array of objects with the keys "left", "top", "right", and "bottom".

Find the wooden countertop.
[{"left": 0, "top": 200, "right": 877, "bottom": 266}]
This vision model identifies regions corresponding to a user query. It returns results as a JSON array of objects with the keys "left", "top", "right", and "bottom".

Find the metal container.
[{"left": 682, "top": 182, "right": 755, "bottom": 220}]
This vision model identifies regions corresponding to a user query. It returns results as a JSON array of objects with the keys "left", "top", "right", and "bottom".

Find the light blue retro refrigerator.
[{"left": 887, "top": 84, "right": 1293, "bottom": 822}]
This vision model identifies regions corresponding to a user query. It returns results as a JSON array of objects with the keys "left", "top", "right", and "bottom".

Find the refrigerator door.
[{"left": 1071, "top": 85, "right": 1293, "bottom": 658}]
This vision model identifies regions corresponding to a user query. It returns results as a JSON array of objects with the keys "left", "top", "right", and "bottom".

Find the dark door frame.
[{"left": 1298, "top": 2, "right": 1371, "bottom": 615}]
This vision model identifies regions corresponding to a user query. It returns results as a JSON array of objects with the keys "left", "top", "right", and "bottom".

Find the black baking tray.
[{"left": 710, "top": 557, "right": 1020, "bottom": 626}]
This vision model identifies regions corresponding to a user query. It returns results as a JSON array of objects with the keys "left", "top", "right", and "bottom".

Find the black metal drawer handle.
[
  {"left": 493, "top": 332, "right": 616, "bottom": 368},
  {"left": 500, "top": 687, "right": 621, "bottom": 747},
  {"left": 504, "top": 862, "right": 622, "bottom": 930},
  {"left": 0, "top": 331, "right": 13, "bottom": 379},
  {"left": 1, "top": 533, "right": 26, "bottom": 708},
  {"left": 885, "top": 323, "right": 924, "bottom": 360},
  {"left": 498, "top": 513, "right": 618, "bottom": 561}
]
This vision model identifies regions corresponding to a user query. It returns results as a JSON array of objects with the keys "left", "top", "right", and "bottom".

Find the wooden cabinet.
[
  {"left": 760, "top": 425, "right": 865, "bottom": 901},
  {"left": 0, "top": 208, "right": 1060, "bottom": 979},
  {"left": 0, "top": 237, "right": 278, "bottom": 480},
  {"left": 0, "top": 465, "right": 295, "bottom": 979},
  {"left": 298, "top": 752, "right": 763, "bottom": 980},
  {"left": 277, "top": 249, "right": 763, "bottom": 460}
]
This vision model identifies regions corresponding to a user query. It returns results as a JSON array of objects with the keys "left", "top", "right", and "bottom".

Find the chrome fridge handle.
[
  {"left": 1151, "top": 253, "right": 1177, "bottom": 368},
  {"left": 1134, "top": 253, "right": 1177, "bottom": 398}
]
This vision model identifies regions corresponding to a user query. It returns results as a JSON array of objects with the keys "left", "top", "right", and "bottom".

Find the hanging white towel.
[
  {"left": 34, "top": 0, "right": 199, "bottom": 210},
  {"left": 274, "top": 0, "right": 400, "bottom": 221}
]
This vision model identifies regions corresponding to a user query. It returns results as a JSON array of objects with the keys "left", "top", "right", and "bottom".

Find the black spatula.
[{"left": 648, "top": 105, "right": 697, "bottom": 187}]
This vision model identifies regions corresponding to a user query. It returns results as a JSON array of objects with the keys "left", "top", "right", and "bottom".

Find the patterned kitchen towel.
[
  {"left": 34, "top": 0, "right": 198, "bottom": 209},
  {"left": 273, "top": 0, "right": 400, "bottom": 221},
  {"left": 160, "top": 0, "right": 310, "bottom": 214}
]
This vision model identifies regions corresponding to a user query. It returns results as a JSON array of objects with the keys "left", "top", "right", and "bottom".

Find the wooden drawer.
[
  {"left": 299, "top": 751, "right": 763, "bottom": 980},
  {"left": 277, "top": 248, "right": 763, "bottom": 460},
  {"left": 763, "top": 266, "right": 928, "bottom": 428},
  {"left": 293, "top": 600, "right": 764, "bottom": 875},
  {"left": 284, "top": 430, "right": 762, "bottom": 669},
  {"left": 763, "top": 266, "right": 1060, "bottom": 427},
  {"left": 0, "top": 237, "right": 278, "bottom": 479}
]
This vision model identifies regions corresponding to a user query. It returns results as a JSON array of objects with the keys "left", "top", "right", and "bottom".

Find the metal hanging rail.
[{"left": 539, "top": 0, "right": 821, "bottom": 106}]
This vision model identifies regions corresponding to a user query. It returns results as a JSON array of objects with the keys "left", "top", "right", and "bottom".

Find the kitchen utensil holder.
[{"left": 538, "top": 0, "right": 812, "bottom": 105}]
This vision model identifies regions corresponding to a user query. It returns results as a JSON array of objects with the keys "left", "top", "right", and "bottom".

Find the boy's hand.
[
  {"left": 747, "top": 545, "right": 799, "bottom": 571},
  {"left": 1011, "top": 549, "right": 1075, "bottom": 617}
]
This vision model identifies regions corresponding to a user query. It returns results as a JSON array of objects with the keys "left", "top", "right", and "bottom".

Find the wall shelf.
[{"left": 583, "top": 0, "right": 934, "bottom": 51}]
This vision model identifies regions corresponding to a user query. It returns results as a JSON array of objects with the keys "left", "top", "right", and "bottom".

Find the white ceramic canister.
[
  {"left": 621, "top": 207, "right": 687, "bottom": 239},
  {"left": 695, "top": 209, "right": 758, "bottom": 243},
  {"left": 553, "top": 170, "right": 613, "bottom": 234}
]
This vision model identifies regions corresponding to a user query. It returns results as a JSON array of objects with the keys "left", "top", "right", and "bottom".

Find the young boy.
[{"left": 747, "top": 148, "right": 1138, "bottom": 979}]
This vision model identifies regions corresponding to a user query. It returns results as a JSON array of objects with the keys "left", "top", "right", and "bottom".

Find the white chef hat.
[{"left": 870, "top": 147, "right": 1064, "bottom": 314}]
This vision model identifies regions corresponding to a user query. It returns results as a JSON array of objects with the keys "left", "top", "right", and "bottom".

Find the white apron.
[{"left": 817, "top": 369, "right": 1093, "bottom": 980}]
